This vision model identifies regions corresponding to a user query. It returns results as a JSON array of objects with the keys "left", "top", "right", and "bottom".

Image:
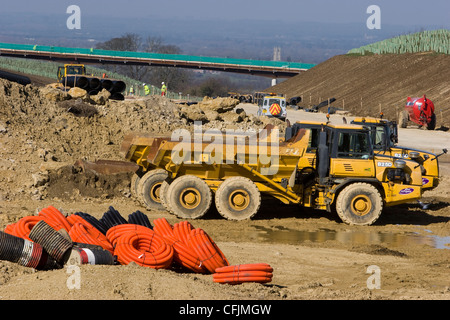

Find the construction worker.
[
  {"left": 129, "top": 85, "right": 134, "bottom": 96},
  {"left": 143, "top": 83, "right": 150, "bottom": 96},
  {"left": 161, "top": 82, "right": 167, "bottom": 97}
]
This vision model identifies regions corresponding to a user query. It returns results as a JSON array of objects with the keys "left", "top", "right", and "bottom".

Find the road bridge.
[{"left": 0, "top": 42, "right": 315, "bottom": 78}]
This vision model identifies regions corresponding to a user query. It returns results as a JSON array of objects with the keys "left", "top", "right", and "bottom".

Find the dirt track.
[{"left": 0, "top": 63, "right": 449, "bottom": 302}]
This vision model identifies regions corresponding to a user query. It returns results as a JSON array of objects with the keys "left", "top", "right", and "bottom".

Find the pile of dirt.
[
  {"left": 270, "top": 53, "right": 450, "bottom": 128},
  {"left": 0, "top": 79, "right": 285, "bottom": 203}
]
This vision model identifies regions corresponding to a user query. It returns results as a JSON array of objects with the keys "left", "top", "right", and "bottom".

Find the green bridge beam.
[{"left": 0, "top": 42, "right": 315, "bottom": 78}]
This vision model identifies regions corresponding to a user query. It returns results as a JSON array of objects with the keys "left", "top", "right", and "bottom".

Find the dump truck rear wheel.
[
  {"left": 130, "top": 168, "right": 144, "bottom": 200},
  {"left": 165, "top": 175, "right": 212, "bottom": 219},
  {"left": 215, "top": 177, "right": 261, "bottom": 221},
  {"left": 138, "top": 169, "right": 168, "bottom": 210},
  {"left": 336, "top": 182, "right": 383, "bottom": 226}
]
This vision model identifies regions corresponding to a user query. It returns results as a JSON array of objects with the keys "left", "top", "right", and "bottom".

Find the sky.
[{"left": 2, "top": 0, "right": 449, "bottom": 28}]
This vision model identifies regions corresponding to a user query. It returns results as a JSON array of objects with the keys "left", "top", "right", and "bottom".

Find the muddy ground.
[{"left": 0, "top": 78, "right": 449, "bottom": 304}]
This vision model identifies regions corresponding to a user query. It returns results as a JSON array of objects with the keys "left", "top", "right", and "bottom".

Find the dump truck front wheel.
[
  {"left": 165, "top": 175, "right": 212, "bottom": 219},
  {"left": 335, "top": 182, "right": 383, "bottom": 226},
  {"left": 138, "top": 169, "right": 169, "bottom": 210},
  {"left": 215, "top": 177, "right": 261, "bottom": 221},
  {"left": 159, "top": 178, "right": 173, "bottom": 212}
]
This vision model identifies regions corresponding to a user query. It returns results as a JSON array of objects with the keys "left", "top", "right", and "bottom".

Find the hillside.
[
  {"left": 269, "top": 53, "right": 450, "bottom": 128},
  {"left": 348, "top": 29, "right": 450, "bottom": 55}
]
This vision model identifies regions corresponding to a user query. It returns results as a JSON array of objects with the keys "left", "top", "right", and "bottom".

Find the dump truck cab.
[
  {"left": 289, "top": 118, "right": 441, "bottom": 191},
  {"left": 351, "top": 117, "right": 442, "bottom": 191},
  {"left": 303, "top": 122, "right": 424, "bottom": 225}
]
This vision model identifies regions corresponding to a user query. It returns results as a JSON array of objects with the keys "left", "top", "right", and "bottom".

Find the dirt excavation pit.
[{"left": 0, "top": 77, "right": 449, "bottom": 301}]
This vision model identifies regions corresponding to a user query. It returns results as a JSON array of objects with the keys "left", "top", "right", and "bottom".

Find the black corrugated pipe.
[
  {"left": 61, "top": 76, "right": 75, "bottom": 87},
  {"left": 112, "top": 80, "right": 126, "bottom": 93},
  {"left": 101, "top": 79, "right": 113, "bottom": 91},
  {"left": 76, "top": 76, "right": 90, "bottom": 89},
  {"left": 89, "top": 77, "right": 101, "bottom": 90}
]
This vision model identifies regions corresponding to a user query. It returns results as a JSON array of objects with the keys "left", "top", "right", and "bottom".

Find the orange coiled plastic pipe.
[
  {"left": 213, "top": 263, "right": 273, "bottom": 285},
  {"left": 113, "top": 230, "right": 173, "bottom": 269},
  {"left": 4, "top": 222, "right": 16, "bottom": 235},
  {"left": 69, "top": 222, "right": 114, "bottom": 254},
  {"left": 67, "top": 214, "right": 104, "bottom": 243},
  {"left": 11, "top": 216, "right": 43, "bottom": 241},
  {"left": 153, "top": 218, "right": 175, "bottom": 238},
  {"left": 173, "top": 221, "right": 194, "bottom": 245},
  {"left": 105, "top": 224, "right": 154, "bottom": 248},
  {"left": 187, "top": 228, "right": 229, "bottom": 274},
  {"left": 38, "top": 206, "right": 72, "bottom": 232},
  {"left": 152, "top": 219, "right": 205, "bottom": 273}
]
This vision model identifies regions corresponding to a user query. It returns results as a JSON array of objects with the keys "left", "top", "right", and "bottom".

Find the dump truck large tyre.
[
  {"left": 336, "top": 183, "right": 383, "bottom": 226},
  {"left": 130, "top": 168, "right": 144, "bottom": 200},
  {"left": 159, "top": 178, "right": 173, "bottom": 212},
  {"left": 215, "top": 177, "right": 261, "bottom": 221},
  {"left": 138, "top": 169, "right": 168, "bottom": 210},
  {"left": 165, "top": 175, "right": 212, "bottom": 219}
]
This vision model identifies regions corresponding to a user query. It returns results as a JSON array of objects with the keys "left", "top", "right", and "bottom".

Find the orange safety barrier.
[
  {"left": 38, "top": 206, "right": 72, "bottom": 233},
  {"left": 213, "top": 263, "right": 273, "bottom": 285},
  {"left": 113, "top": 230, "right": 173, "bottom": 269},
  {"left": 69, "top": 222, "right": 114, "bottom": 254},
  {"left": 187, "top": 228, "right": 229, "bottom": 273}
]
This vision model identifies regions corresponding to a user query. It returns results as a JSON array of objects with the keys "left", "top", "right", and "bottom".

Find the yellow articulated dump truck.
[{"left": 120, "top": 122, "right": 426, "bottom": 226}]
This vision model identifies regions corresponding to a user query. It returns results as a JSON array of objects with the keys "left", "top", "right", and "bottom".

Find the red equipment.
[{"left": 399, "top": 95, "right": 436, "bottom": 130}]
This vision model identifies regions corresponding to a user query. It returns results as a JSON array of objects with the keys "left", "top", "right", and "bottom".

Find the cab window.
[
  {"left": 268, "top": 99, "right": 280, "bottom": 105},
  {"left": 371, "top": 126, "right": 385, "bottom": 150},
  {"left": 307, "top": 128, "right": 320, "bottom": 151},
  {"left": 337, "top": 132, "right": 371, "bottom": 158}
]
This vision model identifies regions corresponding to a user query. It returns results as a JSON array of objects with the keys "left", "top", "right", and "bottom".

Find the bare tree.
[{"left": 96, "top": 33, "right": 191, "bottom": 91}]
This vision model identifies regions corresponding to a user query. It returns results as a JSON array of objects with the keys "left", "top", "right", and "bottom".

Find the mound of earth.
[
  {"left": 0, "top": 79, "right": 285, "bottom": 203},
  {"left": 270, "top": 53, "right": 450, "bottom": 128}
]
